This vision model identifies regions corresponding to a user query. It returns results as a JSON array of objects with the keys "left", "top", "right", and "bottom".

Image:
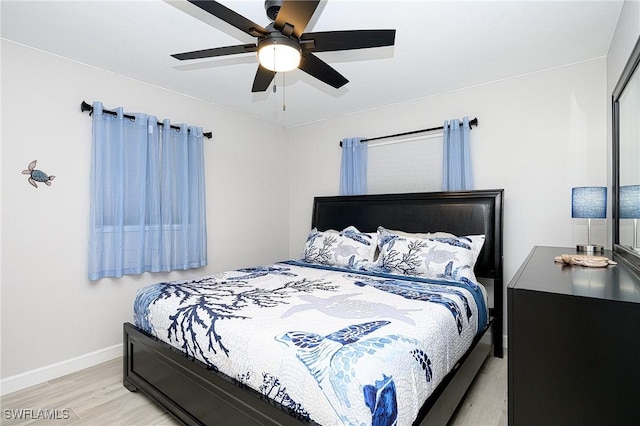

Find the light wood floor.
[{"left": 1, "top": 354, "right": 506, "bottom": 425}]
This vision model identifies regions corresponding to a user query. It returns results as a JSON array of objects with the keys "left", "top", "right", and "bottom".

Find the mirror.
[{"left": 613, "top": 35, "right": 640, "bottom": 275}]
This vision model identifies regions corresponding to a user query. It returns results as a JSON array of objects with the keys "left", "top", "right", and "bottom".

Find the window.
[
  {"left": 88, "top": 102, "right": 207, "bottom": 280},
  {"left": 367, "top": 133, "right": 443, "bottom": 194}
]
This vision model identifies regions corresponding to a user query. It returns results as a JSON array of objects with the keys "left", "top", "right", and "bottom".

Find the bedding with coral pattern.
[{"left": 134, "top": 261, "right": 487, "bottom": 426}]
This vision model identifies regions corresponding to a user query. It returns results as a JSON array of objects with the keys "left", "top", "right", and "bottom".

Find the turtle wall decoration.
[{"left": 22, "top": 160, "right": 55, "bottom": 188}]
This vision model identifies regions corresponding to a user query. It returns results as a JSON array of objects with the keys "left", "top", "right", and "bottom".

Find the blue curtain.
[
  {"left": 442, "top": 116, "right": 473, "bottom": 191},
  {"left": 88, "top": 102, "right": 207, "bottom": 280},
  {"left": 340, "top": 137, "right": 367, "bottom": 195}
]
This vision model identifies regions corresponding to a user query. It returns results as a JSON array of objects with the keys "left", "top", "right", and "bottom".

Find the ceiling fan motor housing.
[{"left": 264, "top": 0, "right": 283, "bottom": 22}]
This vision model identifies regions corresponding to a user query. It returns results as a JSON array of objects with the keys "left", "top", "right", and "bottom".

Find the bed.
[{"left": 123, "top": 189, "right": 504, "bottom": 425}]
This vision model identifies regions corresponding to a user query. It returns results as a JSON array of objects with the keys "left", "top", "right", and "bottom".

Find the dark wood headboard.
[
  {"left": 311, "top": 189, "right": 504, "bottom": 358},
  {"left": 311, "top": 189, "right": 503, "bottom": 280}
]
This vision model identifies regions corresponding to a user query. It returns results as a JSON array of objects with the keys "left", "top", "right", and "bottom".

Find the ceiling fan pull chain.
[
  {"left": 283, "top": 72, "right": 286, "bottom": 111},
  {"left": 273, "top": 47, "right": 277, "bottom": 94}
]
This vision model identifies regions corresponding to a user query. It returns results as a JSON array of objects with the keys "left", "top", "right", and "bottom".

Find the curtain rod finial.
[{"left": 81, "top": 101, "right": 93, "bottom": 115}]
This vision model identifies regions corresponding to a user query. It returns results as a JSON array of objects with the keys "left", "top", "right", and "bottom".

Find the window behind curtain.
[
  {"left": 367, "top": 134, "right": 443, "bottom": 194},
  {"left": 88, "top": 102, "right": 207, "bottom": 280}
]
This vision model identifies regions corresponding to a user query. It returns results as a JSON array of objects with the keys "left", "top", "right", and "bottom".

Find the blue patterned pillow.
[
  {"left": 301, "top": 226, "right": 378, "bottom": 270},
  {"left": 374, "top": 227, "right": 485, "bottom": 283}
]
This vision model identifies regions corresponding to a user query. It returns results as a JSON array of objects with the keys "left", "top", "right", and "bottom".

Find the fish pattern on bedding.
[{"left": 134, "top": 261, "right": 487, "bottom": 426}]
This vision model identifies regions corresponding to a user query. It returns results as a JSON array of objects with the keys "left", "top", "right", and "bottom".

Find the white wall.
[
  {"left": 0, "top": 40, "right": 289, "bottom": 390},
  {"left": 607, "top": 1, "right": 640, "bottom": 192},
  {"left": 608, "top": 1, "right": 640, "bottom": 97},
  {"left": 288, "top": 58, "right": 608, "bottom": 341}
]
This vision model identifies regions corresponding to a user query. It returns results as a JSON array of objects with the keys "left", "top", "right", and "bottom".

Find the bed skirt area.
[{"left": 123, "top": 320, "right": 493, "bottom": 426}]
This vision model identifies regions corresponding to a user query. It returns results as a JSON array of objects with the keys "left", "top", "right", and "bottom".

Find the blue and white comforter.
[{"left": 134, "top": 261, "right": 488, "bottom": 426}]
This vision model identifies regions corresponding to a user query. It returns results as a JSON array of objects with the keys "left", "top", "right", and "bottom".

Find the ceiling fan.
[{"left": 171, "top": 0, "right": 396, "bottom": 92}]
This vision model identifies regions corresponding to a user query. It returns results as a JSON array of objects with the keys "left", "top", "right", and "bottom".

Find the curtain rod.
[
  {"left": 80, "top": 101, "right": 212, "bottom": 139},
  {"left": 339, "top": 117, "right": 478, "bottom": 147}
]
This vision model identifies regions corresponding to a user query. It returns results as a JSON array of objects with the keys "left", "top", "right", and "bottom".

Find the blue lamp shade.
[
  {"left": 572, "top": 187, "right": 607, "bottom": 218},
  {"left": 620, "top": 185, "right": 640, "bottom": 219}
]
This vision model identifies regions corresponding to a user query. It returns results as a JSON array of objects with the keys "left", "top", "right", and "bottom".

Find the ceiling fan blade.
[
  {"left": 172, "top": 44, "right": 257, "bottom": 61},
  {"left": 188, "top": 0, "right": 268, "bottom": 37},
  {"left": 252, "top": 65, "right": 276, "bottom": 92},
  {"left": 274, "top": 0, "right": 320, "bottom": 38},
  {"left": 301, "top": 29, "right": 396, "bottom": 52},
  {"left": 298, "top": 53, "right": 348, "bottom": 89}
]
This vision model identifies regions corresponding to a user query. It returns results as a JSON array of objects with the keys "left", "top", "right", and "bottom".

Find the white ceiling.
[{"left": 1, "top": 0, "right": 624, "bottom": 128}]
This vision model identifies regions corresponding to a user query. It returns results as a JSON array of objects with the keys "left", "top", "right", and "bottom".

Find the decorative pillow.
[
  {"left": 300, "top": 226, "right": 378, "bottom": 270},
  {"left": 375, "top": 227, "right": 485, "bottom": 283},
  {"left": 385, "top": 229, "right": 456, "bottom": 239}
]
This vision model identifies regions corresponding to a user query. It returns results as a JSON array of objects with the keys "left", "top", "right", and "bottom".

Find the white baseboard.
[{"left": 0, "top": 344, "right": 122, "bottom": 396}]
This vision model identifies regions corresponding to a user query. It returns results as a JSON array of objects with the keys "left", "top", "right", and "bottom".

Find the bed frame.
[{"left": 124, "top": 189, "right": 504, "bottom": 425}]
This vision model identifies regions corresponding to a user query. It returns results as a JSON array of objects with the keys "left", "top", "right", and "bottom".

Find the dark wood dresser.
[{"left": 508, "top": 246, "right": 640, "bottom": 425}]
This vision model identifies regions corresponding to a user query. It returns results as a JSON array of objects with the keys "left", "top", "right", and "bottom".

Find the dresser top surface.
[{"left": 509, "top": 246, "right": 640, "bottom": 303}]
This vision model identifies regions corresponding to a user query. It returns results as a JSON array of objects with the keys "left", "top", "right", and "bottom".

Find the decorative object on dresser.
[
  {"left": 124, "top": 189, "right": 504, "bottom": 426},
  {"left": 508, "top": 246, "right": 640, "bottom": 425},
  {"left": 571, "top": 186, "right": 607, "bottom": 252},
  {"left": 620, "top": 185, "right": 640, "bottom": 252},
  {"left": 553, "top": 253, "right": 616, "bottom": 267}
]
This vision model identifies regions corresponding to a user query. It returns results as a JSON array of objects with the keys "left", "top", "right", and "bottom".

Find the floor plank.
[
  {"left": 1, "top": 354, "right": 507, "bottom": 425},
  {"left": 449, "top": 354, "right": 508, "bottom": 426}
]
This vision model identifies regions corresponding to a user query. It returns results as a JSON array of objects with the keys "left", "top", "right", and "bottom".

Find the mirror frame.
[{"left": 613, "top": 35, "right": 640, "bottom": 275}]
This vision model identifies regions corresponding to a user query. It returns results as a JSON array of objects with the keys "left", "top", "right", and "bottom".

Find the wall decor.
[{"left": 22, "top": 160, "right": 55, "bottom": 188}]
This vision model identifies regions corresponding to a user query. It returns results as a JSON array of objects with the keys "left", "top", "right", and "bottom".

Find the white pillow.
[
  {"left": 385, "top": 229, "right": 456, "bottom": 239},
  {"left": 375, "top": 227, "right": 485, "bottom": 283},
  {"left": 301, "top": 226, "right": 378, "bottom": 270}
]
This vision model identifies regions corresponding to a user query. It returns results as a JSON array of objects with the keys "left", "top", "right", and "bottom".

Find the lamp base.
[{"left": 576, "top": 244, "right": 604, "bottom": 253}]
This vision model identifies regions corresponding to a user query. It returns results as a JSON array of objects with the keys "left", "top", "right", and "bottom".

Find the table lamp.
[
  {"left": 572, "top": 187, "right": 606, "bottom": 252},
  {"left": 620, "top": 185, "right": 640, "bottom": 251}
]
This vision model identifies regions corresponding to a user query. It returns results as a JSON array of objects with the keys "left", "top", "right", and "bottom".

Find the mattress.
[{"left": 134, "top": 261, "right": 488, "bottom": 426}]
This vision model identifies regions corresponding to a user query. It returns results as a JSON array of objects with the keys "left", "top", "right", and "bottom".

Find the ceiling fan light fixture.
[{"left": 257, "top": 36, "right": 301, "bottom": 72}]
